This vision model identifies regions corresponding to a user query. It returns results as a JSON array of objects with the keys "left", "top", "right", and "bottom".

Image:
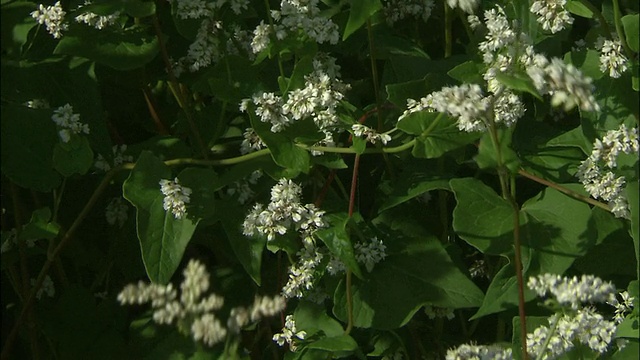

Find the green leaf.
[
  {"left": 249, "top": 111, "right": 310, "bottom": 174},
  {"left": 55, "top": 26, "right": 159, "bottom": 71},
  {"left": 564, "top": 49, "right": 603, "bottom": 80},
  {"left": 616, "top": 317, "right": 639, "bottom": 339},
  {"left": 396, "top": 111, "right": 439, "bottom": 136},
  {"left": 622, "top": 14, "right": 639, "bottom": 52},
  {"left": 343, "top": 0, "right": 382, "bottom": 40},
  {"left": 566, "top": 0, "right": 594, "bottom": 18},
  {"left": 611, "top": 339, "right": 639, "bottom": 360},
  {"left": 316, "top": 213, "right": 363, "bottom": 279},
  {"left": 495, "top": 72, "right": 543, "bottom": 100},
  {"left": 294, "top": 302, "right": 344, "bottom": 338},
  {"left": 1, "top": 106, "right": 61, "bottom": 191},
  {"left": 379, "top": 166, "right": 451, "bottom": 212},
  {"left": 475, "top": 128, "right": 521, "bottom": 173},
  {"left": 450, "top": 178, "right": 515, "bottom": 255},
  {"left": 627, "top": 184, "right": 639, "bottom": 280},
  {"left": 19, "top": 208, "right": 60, "bottom": 242},
  {"left": 306, "top": 335, "right": 358, "bottom": 354},
  {"left": 217, "top": 199, "right": 265, "bottom": 286},
  {"left": 1, "top": 1, "right": 37, "bottom": 58},
  {"left": 386, "top": 78, "right": 429, "bottom": 108},
  {"left": 53, "top": 136, "right": 94, "bottom": 177},
  {"left": 78, "top": 0, "right": 156, "bottom": 17},
  {"left": 333, "top": 231, "right": 484, "bottom": 329},
  {"left": 177, "top": 168, "right": 218, "bottom": 223},
  {"left": 447, "top": 61, "right": 484, "bottom": 84},
  {"left": 123, "top": 151, "right": 198, "bottom": 284}
]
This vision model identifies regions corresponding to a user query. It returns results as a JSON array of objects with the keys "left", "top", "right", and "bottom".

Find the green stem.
[
  {"left": 612, "top": 0, "right": 633, "bottom": 56},
  {"left": 517, "top": 169, "right": 611, "bottom": 211},
  {"left": 537, "top": 312, "right": 561, "bottom": 360},
  {"left": 344, "top": 270, "right": 353, "bottom": 335},
  {"left": 444, "top": 3, "right": 452, "bottom": 58}
]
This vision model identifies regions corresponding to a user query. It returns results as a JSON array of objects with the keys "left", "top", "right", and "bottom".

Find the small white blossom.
[
  {"left": 105, "top": 197, "right": 128, "bottom": 227},
  {"left": 424, "top": 305, "right": 455, "bottom": 320},
  {"left": 95, "top": 145, "right": 133, "bottom": 172},
  {"left": 31, "top": 2, "right": 68, "bottom": 39},
  {"left": 191, "top": 313, "right": 227, "bottom": 346},
  {"left": 446, "top": 0, "right": 478, "bottom": 14},
  {"left": 607, "top": 291, "right": 635, "bottom": 324},
  {"left": 159, "top": 178, "right": 192, "bottom": 219},
  {"left": 596, "top": 37, "right": 629, "bottom": 78},
  {"left": 174, "top": 0, "right": 213, "bottom": 19},
  {"left": 32, "top": 275, "right": 55, "bottom": 300},
  {"left": 51, "top": 104, "right": 90, "bottom": 143},
  {"left": 527, "top": 274, "right": 616, "bottom": 310},
  {"left": 273, "top": 315, "right": 306, "bottom": 351},
  {"left": 352, "top": 124, "right": 392, "bottom": 145},
  {"left": 354, "top": 237, "right": 387, "bottom": 272},
  {"left": 446, "top": 343, "right": 513, "bottom": 360},
  {"left": 282, "top": 244, "right": 323, "bottom": 298},
  {"left": 382, "top": 0, "right": 435, "bottom": 26},
  {"left": 240, "top": 128, "right": 266, "bottom": 154},
  {"left": 530, "top": 0, "right": 574, "bottom": 34},
  {"left": 23, "top": 99, "right": 50, "bottom": 109},
  {"left": 75, "top": 1, "right": 120, "bottom": 30}
]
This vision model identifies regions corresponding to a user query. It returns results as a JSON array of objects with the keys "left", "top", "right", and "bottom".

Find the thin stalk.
[
  {"left": 444, "top": 3, "right": 452, "bottom": 58},
  {"left": 1, "top": 169, "right": 119, "bottom": 360},
  {"left": 263, "top": 0, "right": 285, "bottom": 78},
  {"left": 344, "top": 153, "right": 361, "bottom": 335},
  {"left": 517, "top": 169, "right": 611, "bottom": 211},
  {"left": 151, "top": 14, "right": 208, "bottom": 159},
  {"left": 537, "top": 312, "right": 561, "bottom": 360},
  {"left": 612, "top": 0, "right": 633, "bottom": 56},
  {"left": 344, "top": 270, "right": 354, "bottom": 335}
]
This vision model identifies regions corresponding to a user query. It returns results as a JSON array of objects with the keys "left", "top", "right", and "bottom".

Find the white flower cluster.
[
  {"left": 530, "top": 0, "right": 574, "bottom": 34},
  {"left": 251, "top": 0, "right": 339, "bottom": 54},
  {"left": 227, "top": 170, "right": 263, "bottom": 204},
  {"left": 240, "top": 127, "right": 266, "bottom": 154},
  {"left": 51, "top": 104, "right": 90, "bottom": 143},
  {"left": 527, "top": 308, "right": 617, "bottom": 358},
  {"left": 282, "top": 243, "right": 323, "bottom": 298},
  {"left": 576, "top": 124, "right": 639, "bottom": 218},
  {"left": 243, "top": 179, "right": 326, "bottom": 242},
  {"left": 527, "top": 274, "right": 617, "bottom": 310},
  {"left": 446, "top": 343, "right": 513, "bottom": 360},
  {"left": 607, "top": 291, "right": 635, "bottom": 324},
  {"left": 242, "top": 67, "right": 348, "bottom": 134},
  {"left": 273, "top": 314, "right": 307, "bottom": 351},
  {"left": 31, "top": 1, "right": 68, "bottom": 39},
  {"left": 446, "top": 0, "right": 479, "bottom": 14},
  {"left": 75, "top": 2, "right": 120, "bottom": 30},
  {"left": 32, "top": 275, "right": 55, "bottom": 300},
  {"left": 352, "top": 124, "right": 392, "bottom": 145},
  {"left": 424, "top": 305, "right": 455, "bottom": 320},
  {"left": 354, "top": 237, "right": 387, "bottom": 272},
  {"left": 382, "top": 0, "right": 435, "bottom": 26},
  {"left": 174, "top": 19, "right": 223, "bottom": 76},
  {"left": 469, "top": 259, "right": 489, "bottom": 279},
  {"left": 596, "top": 37, "right": 629, "bottom": 79},
  {"left": 159, "top": 178, "right": 192, "bottom": 220},
  {"left": 118, "top": 259, "right": 285, "bottom": 347},
  {"left": 173, "top": 0, "right": 215, "bottom": 19},
  {"left": 95, "top": 144, "right": 133, "bottom": 172},
  {"left": 105, "top": 197, "right": 128, "bottom": 227}
]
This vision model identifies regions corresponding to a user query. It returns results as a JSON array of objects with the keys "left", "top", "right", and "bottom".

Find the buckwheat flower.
[
  {"left": 467, "top": 14, "right": 481, "bottom": 30},
  {"left": 174, "top": 0, "right": 213, "bottom": 19},
  {"left": 352, "top": 124, "right": 392, "bottom": 145},
  {"left": 159, "top": 178, "right": 192, "bottom": 219},
  {"left": 446, "top": 343, "right": 513, "bottom": 360},
  {"left": 382, "top": 0, "right": 435, "bottom": 26},
  {"left": 527, "top": 274, "right": 616, "bottom": 310},
  {"left": 75, "top": 1, "right": 120, "bottom": 30},
  {"left": 273, "top": 315, "right": 306, "bottom": 351},
  {"left": 478, "top": 7, "right": 516, "bottom": 59},
  {"left": 51, "top": 104, "right": 90, "bottom": 143},
  {"left": 446, "top": 0, "right": 478, "bottom": 14},
  {"left": 95, "top": 145, "right": 133, "bottom": 172},
  {"left": 355, "top": 237, "right": 387, "bottom": 272},
  {"left": 326, "top": 256, "right": 347, "bottom": 275},
  {"left": 576, "top": 125, "right": 638, "bottom": 219},
  {"left": 572, "top": 39, "right": 587, "bottom": 52},
  {"left": 427, "top": 84, "right": 490, "bottom": 132},
  {"left": 240, "top": 128, "right": 266, "bottom": 154},
  {"left": 251, "top": 21, "right": 273, "bottom": 53},
  {"left": 23, "top": 99, "right": 50, "bottom": 109},
  {"left": 191, "top": 313, "right": 227, "bottom": 346},
  {"left": 607, "top": 291, "right": 635, "bottom": 324},
  {"left": 183, "top": 19, "right": 223, "bottom": 73},
  {"left": 180, "top": 259, "right": 210, "bottom": 310},
  {"left": 32, "top": 275, "right": 55, "bottom": 300},
  {"left": 530, "top": 0, "right": 574, "bottom": 34},
  {"left": 250, "top": 92, "right": 291, "bottom": 132},
  {"left": 424, "top": 305, "right": 455, "bottom": 320},
  {"left": 469, "top": 259, "right": 489, "bottom": 279},
  {"left": 277, "top": 0, "right": 339, "bottom": 45},
  {"left": 105, "top": 197, "right": 128, "bottom": 227},
  {"left": 249, "top": 295, "right": 286, "bottom": 321},
  {"left": 597, "top": 38, "right": 629, "bottom": 78},
  {"left": 31, "top": 2, "right": 68, "bottom": 39},
  {"left": 282, "top": 244, "right": 323, "bottom": 298}
]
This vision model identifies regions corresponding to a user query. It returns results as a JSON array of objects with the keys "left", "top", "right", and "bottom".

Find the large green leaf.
[
  {"left": 447, "top": 60, "right": 484, "bottom": 84},
  {"left": 316, "top": 213, "right": 363, "bottom": 279},
  {"left": 55, "top": 26, "right": 159, "bottom": 71},
  {"left": 475, "top": 128, "right": 521, "bottom": 173},
  {"left": 1, "top": 106, "right": 61, "bottom": 191},
  {"left": 217, "top": 199, "right": 265, "bottom": 286},
  {"left": 333, "top": 231, "right": 484, "bottom": 329},
  {"left": 52, "top": 136, "right": 94, "bottom": 177},
  {"left": 622, "top": 14, "right": 639, "bottom": 52},
  {"left": 294, "top": 301, "right": 344, "bottom": 338},
  {"left": 463, "top": 183, "right": 596, "bottom": 318},
  {"left": 627, "top": 183, "right": 639, "bottom": 280},
  {"left": 378, "top": 164, "right": 451, "bottom": 212},
  {"left": 19, "top": 207, "right": 60, "bottom": 242},
  {"left": 450, "top": 178, "right": 516, "bottom": 255},
  {"left": 177, "top": 168, "right": 218, "bottom": 224},
  {"left": 343, "top": 0, "right": 381, "bottom": 40},
  {"left": 1, "top": 1, "right": 37, "bottom": 58},
  {"left": 123, "top": 151, "right": 198, "bottom": 284}
]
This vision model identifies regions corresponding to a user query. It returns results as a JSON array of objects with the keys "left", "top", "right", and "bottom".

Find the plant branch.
[{"left": 517, "top": 169, "right": 611, "bottom": 211}]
